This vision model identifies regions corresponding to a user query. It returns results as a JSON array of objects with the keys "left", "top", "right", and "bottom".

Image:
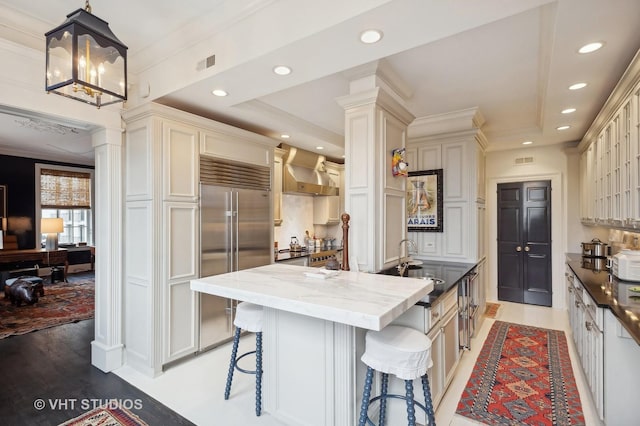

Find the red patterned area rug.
[
  {"left": 59, "top": 403, "right": 148, "bottom": 426},
  {"left": 0, "top": 278, "right": 94, "bottom": 339},
  {"left": 456, "top": 321, "right": 585, "bottom": 425}
]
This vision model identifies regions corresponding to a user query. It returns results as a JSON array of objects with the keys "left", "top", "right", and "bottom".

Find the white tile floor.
[{"left": 114, "top": 301, "right": 601, "bottom": 425}]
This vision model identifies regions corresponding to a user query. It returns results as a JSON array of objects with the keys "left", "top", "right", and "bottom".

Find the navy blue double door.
[{"left": 497, "top": 180, "right": 552, "bottom": 307}]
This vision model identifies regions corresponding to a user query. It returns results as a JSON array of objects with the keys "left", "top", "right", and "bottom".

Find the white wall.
[
  {"left": 274, "top": 194, "right": 341, "bottom": 250},
  {"left": 486, "top": 144, "right": 569, "bottom": 309}
]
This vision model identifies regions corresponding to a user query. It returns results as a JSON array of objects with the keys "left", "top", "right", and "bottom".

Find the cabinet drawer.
[
  {"left": 442, "top": 285, "right": 458, "bottom": 313},
  {"left": 43, "top": 251, "right": 67, "bottom": 265},
  {"left": 427, "top": 285, "right": 458, "bottom": 331},
  {"left": 428, "top": 302, "right": 443, "bottom": 331},
  {"left": 581, "top": 288, "right": 603, "bottom": 330}
]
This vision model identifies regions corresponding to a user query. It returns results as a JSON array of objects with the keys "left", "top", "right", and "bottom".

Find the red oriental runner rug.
[
  {"left": 0, "top": 278, "right": 94, "bottom": 339},
  {"left": 59, "top": 402, "right": 148, "bottom": 426},
  {"left": 456, "top": 321, "right": 585, "bottom": 425}
]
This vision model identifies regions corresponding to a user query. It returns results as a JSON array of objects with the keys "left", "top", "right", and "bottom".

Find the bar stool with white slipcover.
[
  {"left": 224, "top": 302, "right": 264, "bottom": 416},
  {"left": 358, "top": 325, "right": 436, "bottom": 426}
]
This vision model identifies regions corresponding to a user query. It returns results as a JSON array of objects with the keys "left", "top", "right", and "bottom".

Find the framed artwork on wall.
[
  {"left": 407, "top": 169, "right": 443, "bottom": 232},
  {"left": 0, "top": 184, "right": 6, "bottom": 217}
]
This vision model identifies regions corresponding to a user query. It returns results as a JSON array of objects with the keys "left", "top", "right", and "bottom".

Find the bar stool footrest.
[
  {"left": 235, "top": 350, "right": 258, "bottom": 375},
  {"left": 362, "top": 394, "right": 429, "bottom": 425}
]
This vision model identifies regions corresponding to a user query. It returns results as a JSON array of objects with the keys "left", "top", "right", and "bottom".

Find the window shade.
[{"left": 40, "top": 168, "right": 92, "bottom": 209}]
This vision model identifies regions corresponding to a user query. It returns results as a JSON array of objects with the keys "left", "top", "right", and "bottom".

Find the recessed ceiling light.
[
  {"left": 280, "top": 134, "right": 290, "bottom": 139},
  {"left": 316, "top": 146, "right": 324, "bottom": 150},
  {"left": 273, "top": 65, "right": 292, "bottom": 76},
  {"left": 522, "top": 141, "right": 533, "bottom": 145},
  {"left": 578, "top": 42, "right": 604, "bottom": 54},
  {"left": 569, "top": 82, "right": 587, "bottom": 90},
  {"left": 212, "top": 89, "right": 228, "bottom": 97},
  {"left": 557, "top": 125, "right": 571, "bottom": 131},
  {"left": 360, "top": 29, "right": 383, "bottom": 44},
  {"left": 562, "top": 108, "right": 577, "bottom": 114}
]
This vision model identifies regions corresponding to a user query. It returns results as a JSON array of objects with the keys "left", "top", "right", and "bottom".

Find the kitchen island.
[{"left": 191, "top": 263, "right": 434, "bottom": 426}]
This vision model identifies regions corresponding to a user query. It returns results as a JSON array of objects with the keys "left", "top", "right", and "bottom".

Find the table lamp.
[
  {"left": 0, "top": 217, "right": 6, "bottom": 250},
  {"left": 41, "top": 218, "right": 64, "bottom": 251}
]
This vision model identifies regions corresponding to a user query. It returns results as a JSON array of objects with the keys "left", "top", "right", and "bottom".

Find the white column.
[
  {"left": 90, "top": 127, "right": 124, "bottom": 372},
  {"left": 337, "top": 63, "right": 414, "bottom": 273}
]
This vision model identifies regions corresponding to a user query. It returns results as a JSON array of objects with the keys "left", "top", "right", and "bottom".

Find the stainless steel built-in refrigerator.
[{"left": 199, "top": 157, "right": 271, "bottom": 351}]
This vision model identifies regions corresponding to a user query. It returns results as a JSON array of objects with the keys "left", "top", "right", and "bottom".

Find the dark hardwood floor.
[{"left": 0, "top": 318, "right": 194, "bottom": 425}]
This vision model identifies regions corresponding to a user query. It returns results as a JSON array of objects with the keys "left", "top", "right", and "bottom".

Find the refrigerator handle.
[
  {"left": 226, "top": 191, "right": 234, "bottom": 273},
  {"left": 234, "top": 191, "right": 239, "bottom": 271}
]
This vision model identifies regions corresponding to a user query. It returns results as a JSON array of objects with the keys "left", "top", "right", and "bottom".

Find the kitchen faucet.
[{"left": 397, "top": 238, "right": 417, "bottom": 276}]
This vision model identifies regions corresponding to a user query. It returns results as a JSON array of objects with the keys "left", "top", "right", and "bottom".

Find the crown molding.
[
  {"left": 578, "top": 48, "right": 640, "bottom": 152},
  {"left": 336, "top": 87, "right": 415, "bottom": 125},
  {"left": 408, "top": 107, "right": 485, "bottom": 138}
]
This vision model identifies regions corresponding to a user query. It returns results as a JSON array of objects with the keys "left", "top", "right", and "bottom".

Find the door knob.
[
  {"left": 524, "top": 246, "right": 530, "bottom": 252},
  {"left": 516, "top": 246, "right": 522, "bottom": 252}
]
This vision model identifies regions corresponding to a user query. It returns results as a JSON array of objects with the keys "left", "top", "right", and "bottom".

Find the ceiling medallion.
[{"left": 15, "top": 118, "right": 79, "bottom": 135}]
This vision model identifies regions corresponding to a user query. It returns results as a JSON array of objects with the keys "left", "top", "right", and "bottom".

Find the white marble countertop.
[{"left": 191, "top": 264, "right": 434, "bottom": 331}]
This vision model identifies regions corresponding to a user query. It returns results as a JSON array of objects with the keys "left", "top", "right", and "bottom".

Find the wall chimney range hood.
[{"left": 281, "top": 144, "right": 338, "bottom": 196}]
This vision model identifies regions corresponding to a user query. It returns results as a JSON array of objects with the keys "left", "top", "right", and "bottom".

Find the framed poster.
[{"left": 407, "top": 169, "right": 443, "bottom": 232}]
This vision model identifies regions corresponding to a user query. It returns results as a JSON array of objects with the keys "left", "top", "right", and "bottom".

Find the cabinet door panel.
[
  {"left": 163, "top": 120, "right": 198, "bottom": 201},
  {"left": 442, "top": 307, "right": 459, "bottom": 387},
  {"left": 443, "top": 143, "right": 466, "bottom": 201},
  {"left": 427, "top": 326, "right": 443, "bottom": 406}
]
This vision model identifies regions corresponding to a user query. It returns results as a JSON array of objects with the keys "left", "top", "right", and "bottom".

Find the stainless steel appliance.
[
  {"left": 581, "top": 238, "right": 610, "bottom": 272},
  {"left": 612, "top": 249, "right": 640, "bottom": 281},
  {"left": 581, "top": 238, "right": 608, "bottom": 257},
  {"left": 199, "top": 157, "right": 271, "bottom": 352},
  {"left": 458, "top": 268, "right": 479, "bottom": 351},
  {"left": 308, "top": 249, "right": 338, "bottom": 267}
]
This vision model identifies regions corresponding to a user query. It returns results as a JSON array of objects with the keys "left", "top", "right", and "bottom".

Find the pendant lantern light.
[{"left": 45, "top": 0, "right": 128, "bottom": 108}]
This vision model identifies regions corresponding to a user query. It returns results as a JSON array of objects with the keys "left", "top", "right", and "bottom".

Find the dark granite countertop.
[
  {"left": 378, "top": 259, "right": 477, "bottom": 306},
  {"left": 566, "top": 252, "right": 640, "bottom": 345}
]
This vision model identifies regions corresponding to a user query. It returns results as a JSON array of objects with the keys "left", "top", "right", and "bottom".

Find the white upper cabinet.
[
  {"left": 407, "top": 129, "right": 486, "bottom": 263},
  {"left": 580, "top": 53, "right": 640, "bottom": 229},
  {"left": 162, "top": 119, "right": 199, "bottom": 202}
]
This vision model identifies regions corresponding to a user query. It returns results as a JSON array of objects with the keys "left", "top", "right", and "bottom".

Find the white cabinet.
[
  {"left": 426, "top": 324, "right": 444, "bottom": 405},
  {"left": 123, "top": 103, "right": 276, "bottom": 374},
  {"left": 566, "top": 267, "right": 603, "bottom": 420},
  {"left": 602, "top": 309, "right": 640, "bottom": 424},
  {"left": 124, "top": 110, "right": 201, "bottom": 370},
  {"left": 441, "top": 303, "right": 459, "bottom": 387},
  {"left": 427, "top": 285, "right": 459, "bottom": 408},
  {"left": 580, "top": 57, "right": 640, "bottom": 230},
  {"left": 389, "top": 284, "right": 459, "bottom": 411},
  {"left": 407, "top": 133, "right": 486, "bottom": 263},
  {"left": 568, "top": 269, "right": 640, "bottom": 425},
  {"left": 313, "top": 196, "right": 340, "bottom": 225},
  {"left": 161, "top": 120, "right": 199, "bottom": 364}
]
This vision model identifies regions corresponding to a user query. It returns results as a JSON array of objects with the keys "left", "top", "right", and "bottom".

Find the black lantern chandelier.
[{"left": 45, "top": 1, "right": 127, "bottom": 108}]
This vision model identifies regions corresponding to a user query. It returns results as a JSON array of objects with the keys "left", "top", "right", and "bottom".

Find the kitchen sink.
[{"left": 377, "top": 265, "right": 445, "bottom": 286}]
